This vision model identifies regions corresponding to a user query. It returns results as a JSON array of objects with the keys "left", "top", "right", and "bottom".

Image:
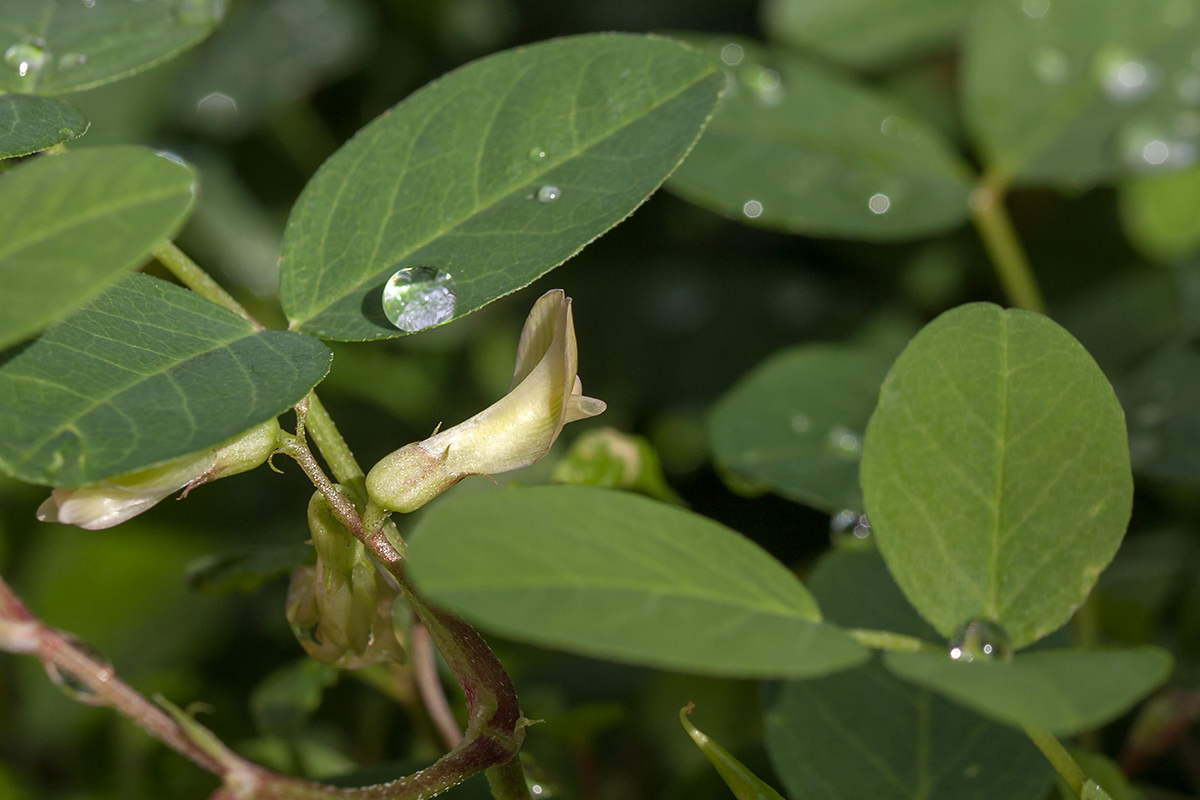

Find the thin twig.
[
  {"left": 413, "top": 620, "right": 465, "bottom": 750},
  {"left": 969, "top": 177, "right": 1047, "bottom": 315}
]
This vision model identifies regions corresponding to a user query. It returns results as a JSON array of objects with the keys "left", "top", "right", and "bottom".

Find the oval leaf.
[
  {"left": 0, "top": 93, "right": 88, "bottom": 158},
  {"left": 760, "top": 0, "right": 976, "bottom": 69},
  {"left": 0, "top": 0, "right": 223, "bottom": 95},
  {"left": 0, "top": 145, "right": 196, "bottom": 350},
  {"left": 0, "top": 274, "right": 332, "bottom": 487},
  {"left": 964, "top": 0, "right": 1200, "bottom": 187},
  {"left": 407, "top": 485, "right": 868, "bottom": 677},
  {"left": 884, "top": 647, "right": 1173, "bottom": 734},
  {"left": 860, "top": 303, "right": 1133, "bottom": 648},
  {"left": 280, "top": 33, "right": 724, "bottom": 340},
  {"left": 666, "top": 38, "right": 973, "bottom": 241},
  {"left": 709, "top": 344, "right": 893, "bottom": 514}
]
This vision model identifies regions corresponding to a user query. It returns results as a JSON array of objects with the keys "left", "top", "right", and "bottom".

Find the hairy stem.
[
  {"left": 414, "top": 620, "right": 465, "bottom": 750},
  {"left": 154, "top": 241, "right": 263, "bottom": 328},
  {"left": 969, "top": 178, "right": 1047, "bottom": 315},
  {"left": 1025, "top": 727, "right": 1090, "bottom": 798},
  {"left": 304, "top": 391, "right": 368, "bottom": 504}
]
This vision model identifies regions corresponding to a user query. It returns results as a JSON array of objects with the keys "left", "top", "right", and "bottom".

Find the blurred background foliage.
[{"left": 1, "top": 0, "right": 1199, "bottom": 798}]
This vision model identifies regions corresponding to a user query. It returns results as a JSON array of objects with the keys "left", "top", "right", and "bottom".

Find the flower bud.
[
  {"left": 36, "top": 419, "right": 280, "bottom": 530},
  {"left": 366, "top": 290, "right": 605, "bottom": 512}
]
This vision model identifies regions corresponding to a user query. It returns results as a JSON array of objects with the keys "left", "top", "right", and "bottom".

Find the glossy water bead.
[{"left": 381, "top": 266, "right": 458, "bottom": 332}]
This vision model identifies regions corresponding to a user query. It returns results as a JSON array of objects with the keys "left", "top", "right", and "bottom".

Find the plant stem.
[
  {"left": 1025, "top": 726, "right": 1089, "bottom": 797},
  {"left": 969, "top": 178, "right": 1047, "bottom": 315},
  {"left": 847, "top": 628, "right": 937, "bottom": 652},
  {"left": 413, "top": 620, "right": 465, "bottom": 750},
  {"left": 154, "top": 241, "right": 262, "bottom": 328},
  {"left": 304, "top": 391, "right": 368, "bottom": 504},
  {"left": 486, "top": 757, "right": 533, "bottom": 800}
]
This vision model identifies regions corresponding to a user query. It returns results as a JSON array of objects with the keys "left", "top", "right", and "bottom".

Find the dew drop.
[
  {"left": 83, "top": 0, "right": 95, "bottom": 6},
  {"left": 57, "top": 52, "right": 87, "bottom": 69},
  {"left": 4, "top": 40, "right": 49, "bottom": 78},
  {"left": 528, "top": 145, "right": 548, "bottom": 161},
  {"left": 868, "top": 193, "right": 891, "bottom": 214},
  {"left": 155, "top": 150, "right": 188, "bottom": 167},
  {"left": 830, "top": 510, "right": 872, "bottom": 550},
  {"left": 1022, "top": 0, "right": 1050, "bottom": 18},
  {"left": 720, "top": 43, "right": 744, "bottom": 66},
  {"left": 382, "top": 266, "right": 458, "bottom": 332},
  {"left": 825, "top": 426, "right": 862, "bottom": 459},
  {"left": 790, "top": 413, "right": 810, "bottom": 433},
  {"left": 175, "top": 0, "right": 226, "bottom": 25},
  {"left": 1097, "top": 49, "right": 1158, "bottom": 102},
  {"left": 1119, "top": 122, "right": 1198, "bottom": 171},
  {"left": 45, "top": 635, "right": 112, "bottom": 705},
  {"left": 1031, "top": 47, "right": 1069, "bottom": 84},
  {"left": 948, "top": 618, "right": 1013, "bottom": 663},
  {"left": 536, "top": 185, "right": 561, "bottom": 203},
  {"left": 743, "top": 199, "right": 763, "bottom": 218},
  {"left": 746, "top": 67, "right": 783, "bottom": 105}
]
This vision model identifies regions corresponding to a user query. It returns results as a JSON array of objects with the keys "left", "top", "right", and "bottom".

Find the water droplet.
[
  {"left": 536, "top": 185, "right": 561, "bottom": 203},
  {"left": 195, "top": 91, "right": 238, "bottom": 131},
  {"left": 1097, "top": 49, "right": 1158, "bottom": 102},
  {"left": 880, "top": 115, "right": 901, "bottom": 136},
  {"left": 825, "top": 426, "right": 862, "bottom": 459},
  {"left": 1031, "top": 47, "right": 1069, "bottom": 84},
  {"left": 155, "top": 150, "right": 188, "bottom": 167},
  {"left": 868, "top": 193, "right": 890, "bottom": 214},
  {"left": 4, "top": 40, "right": 49, "bottom": 78},
  {"left": 528, "top": 145, "right": 548, "bottom": 161},
  {"left": 1022, "top": 0, "right": 1050, "bottom": 18},
  {"left": 746, "top": 67, "right": 783, "bottom": 105},
  {"left": 743, "top": 199, "right": 763, "bottom": 218},
  {"left": 948, "top": 618, "right": 1013, "bottom": 663},
  {"left": 382, "top": 266, "right": 458, "bottom": 333},
  {"left": 1119, "top": 123, "right": 1198, "bottom": 171},
  {"left": 44, "top": 635, "right": 112, "bottom": 705},
  {"left": 790, "top": 414, "right": 810, "bottom": 433},
  {"left": 830, "top": 510, "right": 872, "bottom": 549},
  {"left": 175, "top": 0, "right": 226, "bottom": 25},
  {"left": 720, "top": 43, "right": 744, "bottom": 66},
  {"left": 82, "top": 0, "right": 95, "bottom": 6},
  {"left": 57, "top": 52, "right": 86, "bottom": 69}
]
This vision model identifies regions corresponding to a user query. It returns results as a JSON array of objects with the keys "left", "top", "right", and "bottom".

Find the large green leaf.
[
  {"left": 0, "top": 145, "right": 196, "bottom": 350},
  {"left": 1120, "top": 166, "right": 1200, "bottom": 262},
  {"left": 280, "top": 34, "right": 724, "bottom": 340},
  {"left": 666, "top": 38, "right": 974, "bottom": 241},
  {"left": 763, "top": 550, "right": 1054, "bottom": 800},
  {"left": 860, "top": 303, "right": 1132, "bottom": 648},
  {"left": 709, "top": 344, "right": 893, "bottom": 514},
  {"left": 407, "top": 485, "right": 869, "bottom": 677},
  {"left": 884, "top": 646, "right": 1172, "bottom": 734},
  {"left": 0, "top": 0, "right": 223, "bottom": 95},
  {"left": 963, "top": 0, "right": 1200, "bottom": 187},
  {"left": 760, "top": 0, "right": 977, "bottom": 69},
  {"left": 0, "top": 274, "right": 331, "bottom": 487},
  {"left": 0, "top": 93, "right": 87, "bottom": 158}
]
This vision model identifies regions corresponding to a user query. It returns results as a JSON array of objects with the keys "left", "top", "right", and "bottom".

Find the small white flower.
[
  {"left": 366, "top": 290, "right": 606, "bottom": 513},
  {"left": 36, "top": 419, "right": 281, "bottom": 530}
]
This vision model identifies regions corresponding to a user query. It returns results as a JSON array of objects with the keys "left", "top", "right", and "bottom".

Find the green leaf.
[
  {"left": 407, "top": 485, "right": 868, "bottom": 677},
  {"left": 251, "top": 659, "right": 339, "bottom": 736},
  {"left": 666, "top": 38, "right": 974, "bottom": 241},
  {"left": 0, "top": 145, "right": 196, "bottom": 350},
  {"left": 280, "top": 33, "right": 724, "bottom": 340},
  {"left": 708, "top": 344, "right": 893, "bottom": 514},
  {"left": 185, "top": 544, "right": 315, "bottom": 595},
  {"left": 764, "top": 660, "right": 1055, "bottom": 800},
  {"left": 860, "top": 303, "right": 1133, "bottom": 648},
  {"left": 1119, "top": 341, "right": 1200, "bottom": 484},
  {"left": 0, "top": 93, "right": 87, "bottom": 158},
  {"left": 760, "top": 0, "right": 977, "bottom": 69},
  {"left": 807, "top": 550, "right": 940, "bottom": 641},
  {"left": 963, "top": 0, "right": 1200, "bottom": 187},
  {"left": 0, "top": 274, "right": 331, "bottom": 487},
  {"left": 681, "top": 706, "right": 788, "bottom": 800},
  {"left": 0, "top": 0, "right": 224, "bottom": 95},
  {"left": 884, "top": 646, "right": 1172, "bottom": 734},
  {"left": 1120, "top": 166, "right": 1200, "bottom": 262}
]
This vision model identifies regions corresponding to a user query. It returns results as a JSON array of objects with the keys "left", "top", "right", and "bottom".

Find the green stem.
[
  {"left": 847, "top": 629, "right": 937, "bottom": 652},
  {"left": 304, "top": 391, "right": 368, "bottom": 504},
  {"left": 969, "top": 179, "right": 1047, "bottom": 315},
  {"left": 153, "top": 241, "right": 262, "bottom": 328},
  {"left": 486, "top": 757, "right": 534, "bottom": 800},
  {"left": 1024, "top": 726, "right": 1089, "bottom": 798}
]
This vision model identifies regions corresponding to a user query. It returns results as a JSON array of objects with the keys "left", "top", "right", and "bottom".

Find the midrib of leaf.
[
  {"left": 0, "top": 179, "right": 188, "bottom": 262},
  {"left": 987, "top": 314, "right": 1010, "bottom": 619},
  {"left": 288, "top": 60, "right": 717, "bottom": 326},
  {"left": 8, "top": 326, "right": 258, "bottom": 464}
]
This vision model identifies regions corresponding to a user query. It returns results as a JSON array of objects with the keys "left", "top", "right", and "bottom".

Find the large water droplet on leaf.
[
  {"left": 825, "top": 426, "right": 862, "bottom": 459},
  {"left": 536, "top": 185, "right": 561, "bottom": 203},
  {"left": 382, "top": 266, "right": 458, "bottom": 333},
  {"left": 949, "top": 618, "right": 1013, "bottom": 663},
  {"left": 4, "top": 41, "right": 48, "bottom": 78}
]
